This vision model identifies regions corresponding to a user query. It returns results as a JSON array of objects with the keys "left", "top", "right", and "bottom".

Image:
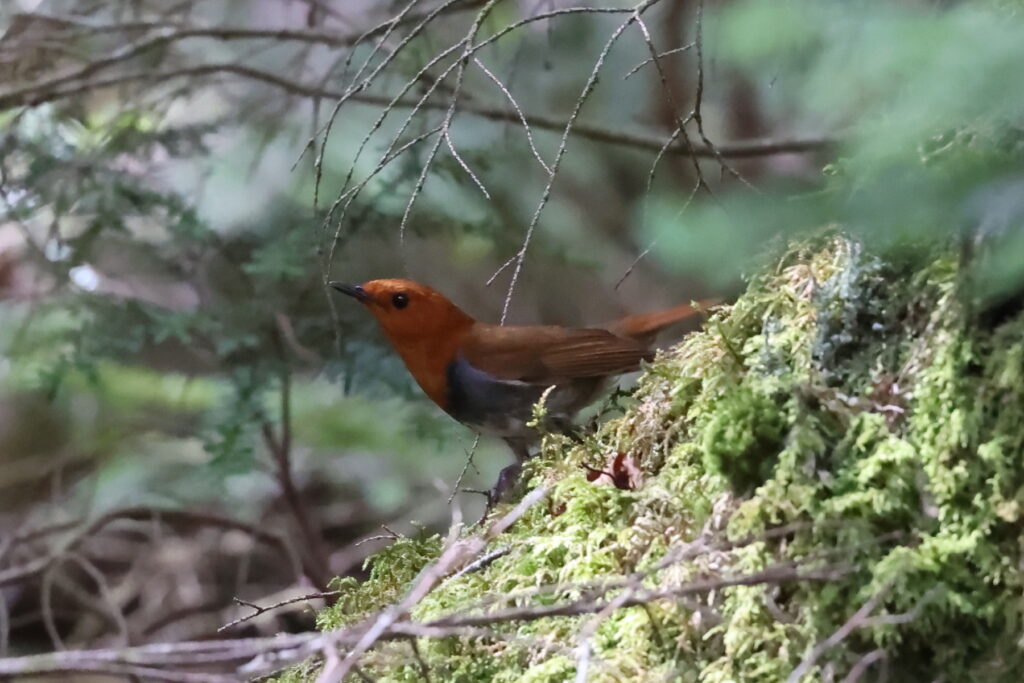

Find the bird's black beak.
[{"left": 329, "top": 281, "right": 371, "bottom": 303}]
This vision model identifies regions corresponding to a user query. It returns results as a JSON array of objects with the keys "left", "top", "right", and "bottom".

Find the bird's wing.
[{"left": 461, "top": 324, "right": 652, "bottom": 383}]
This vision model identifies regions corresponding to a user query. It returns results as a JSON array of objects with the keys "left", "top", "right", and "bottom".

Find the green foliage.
[
  {"left": 295, "top": 237, "right": 1024, "bottom": 681},
  {"left": 201, "top": 368, "right": 267, "bottom": 474},
  {"left": 0, "top": 95, "right": 478, "bottom": 505},
  {"left": 648, "top": 0, "right": 1024, "bottom": 302},
  {"left": 0, "top": 105, "right": 422, "bottom": 493},
  {"left": 318, "top": 532, "right": 442, "bottom": 630}
]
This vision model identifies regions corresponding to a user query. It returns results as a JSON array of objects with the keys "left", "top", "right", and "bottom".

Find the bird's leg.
[
  {"left": 489, "top": 462, "right": 523, "bottom": 508},
  {"left": 487, "top": 437, "right": 533, "bottom": 508}
]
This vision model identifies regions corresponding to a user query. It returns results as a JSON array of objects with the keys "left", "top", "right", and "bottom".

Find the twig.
[
  {"left": 0, "top": 574, "right": 9, "bottom": 656},
  {"left": 473, "top": 56, "right": 551, "bottom": 174},
  {"left": 632, "top": 13, "right": 708, "bottom": 199},
  {"left": 318, "top": 640, "right": 342, "bottom": 683},
  {"left": 786, "top": 584, "right": 937, "bottom": 683},
  {"left": 0, "top": 63, "right": 836, "bottom": 160},
  {"left": 218, "top": 591, "right": 342, "bottom": 632},
  {"left": 396, "top": 0, "right": 502, "bottom": 270},
  {"left": 39, "top": 552, "right": 129, "bottom": 649},
  {"left": 311, "top": 0, "right": 461, "bottom": 226},
  {"left": 688, "top": 0, "right": 757, "bottom": 191},
  {"left": 574, "top": 583, "right": 638, "bottom": 682},
  {"left": 624, "top": 42, "right": 696, "bottom": 79},
  {"left": 446, "top": 546, "right": 511, "bottom": 581},
  {"left": 500, "top": 0, "right": 662, "bottom": 325},
  {"left": 614, "top": 240, "right": 655, "bottom": 289},
  {"left": 6, "top": 4, "right": 485, "bottom": 48},
  {"left": 448, "top": 434, "right": 482, "bottom": 503},
  {"left": 427, "top": 563, "right": 846, "bottom": 630},
  {"left": 0, "top": 633, "right": 325, "bottom": 679},
  {"left": 354, "top": 524, "right": 402, "bottom": 547},
  {"left": 314, "top": 0, "right": 475, "bottom": 258},
  {"left": 0, "top": 560, "right": 842, "bottom": 680}
]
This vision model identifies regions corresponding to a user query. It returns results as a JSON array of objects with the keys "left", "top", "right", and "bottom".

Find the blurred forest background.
[{"left": 1, "top": 0, "right": 1022, "bottom": 677}]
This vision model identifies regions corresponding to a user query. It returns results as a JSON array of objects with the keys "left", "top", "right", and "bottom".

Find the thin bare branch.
[
  {"left": 840, "top": 649, "right": 887, "bottom": 683},
  {"left": 396, "top": 0, "right": 502, "bottom": 270},
  {"left": 624, "top": 42, "right": 696, "bottom": 79},
  {"left": 428, "top": 563, "right": 846, "bottom": 630},
  {"left": 473, "top": 56, "right": 552, "bottom": 174},
  {"left": 500, "top": 0, "right": 662, "bottom": 324},
  {"left": 786, "top": 584, "right": 937, "bottom": 683},
  {"left": 449, "top": 434, "right": 483, "bottom": 503},
  {"left": 219, "top": 591, "right": 342, "bottom": 633},
  {"left": 0, "top": 63, "right": 834, "bottom": 160}
]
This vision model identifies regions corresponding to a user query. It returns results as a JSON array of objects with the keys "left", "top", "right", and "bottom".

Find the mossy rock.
[{"left": 298, "top": 236, "right": 1024, "bottom": 682}]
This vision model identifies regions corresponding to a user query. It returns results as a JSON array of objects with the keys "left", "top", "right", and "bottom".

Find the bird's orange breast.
[{"left": 382, "top": 324, "right": 470, "bottom": 413}]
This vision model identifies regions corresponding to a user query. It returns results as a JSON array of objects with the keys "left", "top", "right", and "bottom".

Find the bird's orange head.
[{"left": 330, "top": 278, "right": 475, "bottom": 349}]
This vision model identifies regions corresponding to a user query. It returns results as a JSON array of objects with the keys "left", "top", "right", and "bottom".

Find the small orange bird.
[{"left": 331, "top": 279, "right": 709, "bottom": 470}]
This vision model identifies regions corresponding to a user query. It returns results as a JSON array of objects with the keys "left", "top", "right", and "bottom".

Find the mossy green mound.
[{"left": 306, "top": 237, "right": 1024, "bottom": 682}]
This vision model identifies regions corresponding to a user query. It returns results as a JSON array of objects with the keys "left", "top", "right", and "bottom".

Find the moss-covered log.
[{"left": 297, "top": 237, "right": 1024, "bottom": 682}]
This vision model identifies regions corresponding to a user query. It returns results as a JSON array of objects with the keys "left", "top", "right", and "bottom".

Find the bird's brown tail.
[{"left": 604, "top": 298, "right": 720, "bottom": 343}]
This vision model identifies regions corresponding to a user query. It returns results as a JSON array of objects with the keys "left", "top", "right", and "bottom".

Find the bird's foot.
[{"left": 486, "top": 461, "right": 524, "bottom": 511}]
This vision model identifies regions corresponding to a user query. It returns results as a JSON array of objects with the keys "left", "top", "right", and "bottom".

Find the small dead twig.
[
  {"left": 448, "top": 434, "right": 482, "bottom": 503},
  {"left": 0, "top": 633, "right": 325, "bottom": 680},
  {"left": 0, "top": 576, "right": 9, "bottom": 656},
  {"left": 687, "top": 0, "right": 757, "bottom": 191},
  {"left": 447, "top": 545, "right": 511, "bottom": 581},
  {"left": 574, "top": 583, "right": 640, "bottom": 682},
  {"left": 624, "top": 42, "right": 696, "bottom": 79},
  {"left": 428, "top": 562, "right": 847, "bottom": 631},
  {"left": 614, "top": 240, "right": 655, "bottom": 289},
  {"left": 354, "top": 524, "right": 402, "bottom": 547},
  {"left": 218, "top": 591, "right": 342, "bottom": 633}
]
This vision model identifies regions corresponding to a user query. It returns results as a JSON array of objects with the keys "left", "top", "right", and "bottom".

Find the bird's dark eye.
[{"left": 392, "top": 293, "right": 409, "bottom": 309}]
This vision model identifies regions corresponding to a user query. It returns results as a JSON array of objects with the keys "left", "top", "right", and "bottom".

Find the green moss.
[
  {"left": 702, "top": 386, "right": 788, "bottom": 493},
  {"left": 317, "top": 532, "right": 442, "bottom": 630},
  {"left": 287, "top": 236, "right": 1024, "bottom": 681}
]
